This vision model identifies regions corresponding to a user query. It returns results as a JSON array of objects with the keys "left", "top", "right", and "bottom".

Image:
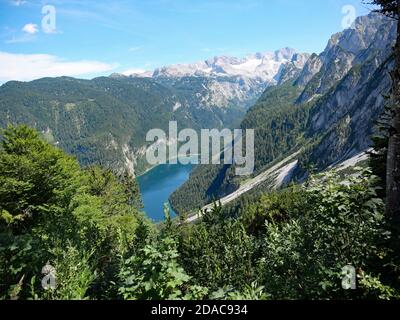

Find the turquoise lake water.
[{"left": 137, "top": 163, "right": 194, "bottom": 222}]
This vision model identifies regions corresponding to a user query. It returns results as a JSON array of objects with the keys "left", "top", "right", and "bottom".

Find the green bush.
[
  {"left": 0, "top": 125, "right": 142, "bottom": 299},
  {"left": 178, "top": 205, "right": 258, "bottom": 293},
  {"left": 118, "top": 237, "right": 207, "bottom": 300},
  {"left": 259, "top": 169, "right": 397, "bottom": 299}
]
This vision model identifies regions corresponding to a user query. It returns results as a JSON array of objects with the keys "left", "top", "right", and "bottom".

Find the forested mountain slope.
[
  {"left": 0, "top": 76, "right": 171, "bottom": 175},
  {"left": 0, "top": 76, "right": 245, "bottom": 175},
  {"left": 170, "top": 12, "right": 397, "bottom": 215},
  {"left": 0, "top": 45, "right": 310, "bottom": 177}
]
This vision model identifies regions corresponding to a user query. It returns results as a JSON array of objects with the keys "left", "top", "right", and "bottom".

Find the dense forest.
[
  {"left": 170, "top": 80, "right": 311, "bottom": 214},
  {"left": 0, "top": 76, "right": 245, "bottom": 177},
  {"left": 0, "top": 124, "right": 399, "bottom": 300}
]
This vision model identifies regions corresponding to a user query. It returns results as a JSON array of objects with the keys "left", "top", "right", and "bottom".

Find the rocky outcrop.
[
  {"left": 126, "top": 48, "right": 310, "bottom": 112},
  {"left": 296, "top": 12, "right": 396, "bottom": 104}
]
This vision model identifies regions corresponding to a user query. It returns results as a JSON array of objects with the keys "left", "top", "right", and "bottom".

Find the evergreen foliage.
[{"left": 1, "top": 125, "right": 398, "bottom": 300}]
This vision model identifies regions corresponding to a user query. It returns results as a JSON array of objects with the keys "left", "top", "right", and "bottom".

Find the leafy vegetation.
[
  {"left": 1, "top": 12, "right": 399, "bottom": 298},
  {"left": 0, "top": 125, "right": 144, "bottom": 299},
  {"left": 1, "top": 124, "right": 398, "bottom": 300}
]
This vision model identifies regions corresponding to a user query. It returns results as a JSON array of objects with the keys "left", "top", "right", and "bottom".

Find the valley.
[
  {"left": 1, "top": 0, "right": 400, "bottom": 302},
  {"left": 170, "top": 12, "right": 397, "bottom": 216},
  {"left": 0, "top": 13, "right": 395, "bottom": 221},
  {"left": 0, "top": 48, "right": 307, "bottom": 179}
]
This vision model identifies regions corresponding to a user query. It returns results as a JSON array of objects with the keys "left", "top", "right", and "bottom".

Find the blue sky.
[{"left": 0, "top": 0, "right": 373, "bottom": 82}]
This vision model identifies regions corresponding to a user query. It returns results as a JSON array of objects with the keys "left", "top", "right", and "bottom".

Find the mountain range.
[
  {"left": 0, "top": 12, "right": 395, "bottom": 216},
  {"left": 170, "top": 12, "right": 397, "bottom": 214},
  {"left": 129, "top": 47, "right": 309, "bottom": 83},
  {"left": 117, "top": 48, "right": 310, "bottom": 111},
  {"left": 0, "top": 49, "right": 309, "bottom": 176}
]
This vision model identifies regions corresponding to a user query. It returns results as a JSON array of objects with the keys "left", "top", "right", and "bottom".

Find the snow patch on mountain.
[
  {"left": 118, "top": 48, "right": 309, "bottom": 112},
  {"left": 125, "top": 47, "right": 309, "bottom": 85}
]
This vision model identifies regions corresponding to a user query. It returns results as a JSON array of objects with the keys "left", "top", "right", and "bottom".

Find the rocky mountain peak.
[
  {"left": 119, "top": 48, "right": 309, "bottom": 112},
  {"left": 296, "top": 12, "right": 396, "bottom": 104},
  {"left": 127, "top": 48, "right": 308, "bottom": 85}
]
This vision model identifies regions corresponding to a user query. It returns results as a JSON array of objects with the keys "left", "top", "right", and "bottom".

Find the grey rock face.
[
  {"left": 299, "top": 13, "right": 397, "bottom": 171},
  {"left": 277, "top": 53, "right": 311, "bottom": 85},
  {"left": 294, "top": 53, "right": 323, "bottom": 87},
  {"left": 127, "top": 49, "right": 310, "bottom": 112},
  {"left": 296, "top": 12, "right": 396, "bottom": 104}
]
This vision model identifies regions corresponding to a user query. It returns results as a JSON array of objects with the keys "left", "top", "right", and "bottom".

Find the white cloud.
[
  {"left": 22, "top": 23, "right": 38, "bottom": 34},
  {"left": 10, "top": 0, "right": 26, "bottom": 6},
  {"left": 0, "top": 52, "right": 118, "bottom": 82},
  {"left": 5, "top": 34, "right": 34, "bottom": 44},
  {"left": 122, "top": 68, "right": 147, "bottom": 76},
  {"left": 129, "top": 46, "right": 143, "bottom": 52}
]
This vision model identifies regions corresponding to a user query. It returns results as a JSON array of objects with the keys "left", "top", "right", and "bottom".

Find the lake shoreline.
[
  {"left": 137, "top": 161, "right": 196, "bottom": 222},
  {"left": 136, "top": 154, "right": 200, "bottom": 178}
]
